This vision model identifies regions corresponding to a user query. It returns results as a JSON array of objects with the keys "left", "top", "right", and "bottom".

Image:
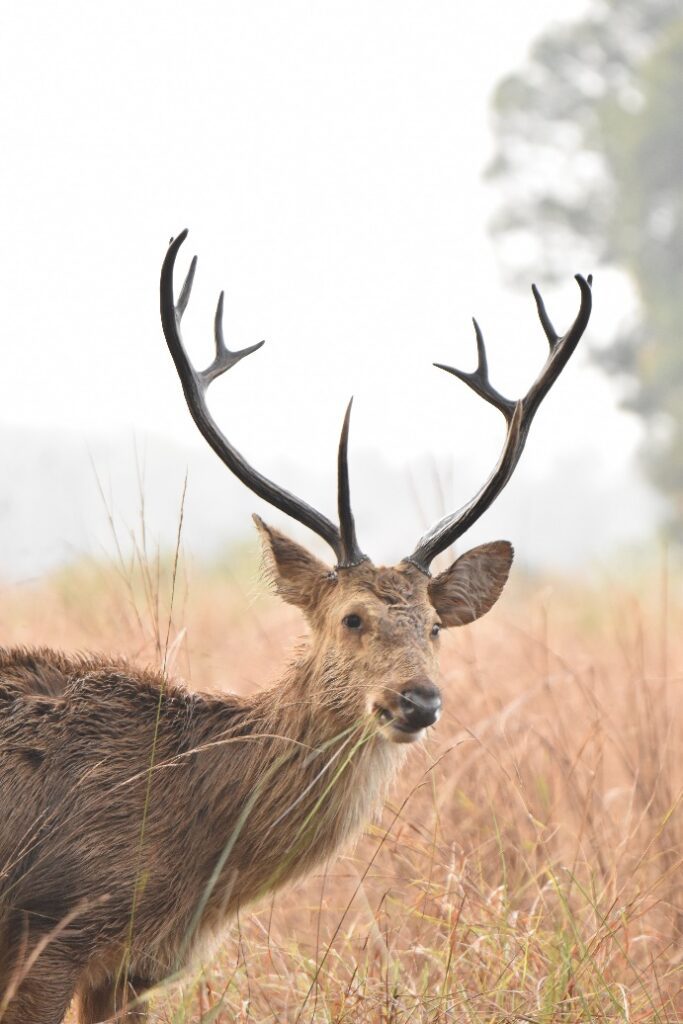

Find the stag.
[{"left": 0, "top": 231, "right": 592, "bottom": 1022}]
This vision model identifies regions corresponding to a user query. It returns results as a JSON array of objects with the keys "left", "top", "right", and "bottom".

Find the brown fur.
[{"left": 0, "top": 522, "right": 512, "bottom": 1023}]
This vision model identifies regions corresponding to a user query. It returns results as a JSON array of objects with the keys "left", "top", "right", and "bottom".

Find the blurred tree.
[{"left": 487, "top": 0, "right": 683, "bottom": 538}]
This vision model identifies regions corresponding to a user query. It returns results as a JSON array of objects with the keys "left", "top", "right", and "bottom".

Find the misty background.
[{"left": 0, "top": 0, "right": 678, "bottom": 581}]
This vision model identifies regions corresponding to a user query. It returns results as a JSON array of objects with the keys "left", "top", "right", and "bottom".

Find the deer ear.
[
  {"left": 428, "top": 541, "right": 513, "bottom": 627},
  {"left": 253, "top": 515, "right": 331, "bottom": 609}
]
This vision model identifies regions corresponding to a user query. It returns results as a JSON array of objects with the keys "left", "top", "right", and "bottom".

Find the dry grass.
[{"left": 1, "top": 543, "right": 681, "bottom": 1023}]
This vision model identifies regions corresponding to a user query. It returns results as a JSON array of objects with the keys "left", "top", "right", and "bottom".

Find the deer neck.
[
  {"left": 170, "top": 651, "right": 405, "bottom": 969},
  {"left": 193, "top": 651, "right": 404, "bottom": 908}
]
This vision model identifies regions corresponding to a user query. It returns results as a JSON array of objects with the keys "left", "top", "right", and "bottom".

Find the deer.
[{"left": 0, "top": 229, "right": 592, "bottom": 1023}]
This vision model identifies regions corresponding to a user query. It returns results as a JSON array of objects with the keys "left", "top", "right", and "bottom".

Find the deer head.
[{"left": 160, "top": 231, "right": 592, "bottom": 744}]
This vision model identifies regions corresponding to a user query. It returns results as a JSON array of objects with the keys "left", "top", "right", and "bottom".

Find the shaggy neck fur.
[{"left": 190, "top": 650, "right": 405, "bottom": 911}]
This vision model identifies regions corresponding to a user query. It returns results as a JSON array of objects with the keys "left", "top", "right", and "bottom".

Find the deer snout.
[{"left": 399, "top": 680, "right": 442, "bottom": 730}]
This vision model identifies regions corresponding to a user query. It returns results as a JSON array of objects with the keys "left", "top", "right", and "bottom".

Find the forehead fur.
[{"left": 336, "top": 561, "right": 429, "bottom": 605}]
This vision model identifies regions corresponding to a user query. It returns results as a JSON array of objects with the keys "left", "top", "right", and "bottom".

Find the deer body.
[
  {"left": 0, "top": 232, "right": 591, "bottom": 1022},
  {"left": 0, "top": 646, "right": 400, "bottom": 1010}
]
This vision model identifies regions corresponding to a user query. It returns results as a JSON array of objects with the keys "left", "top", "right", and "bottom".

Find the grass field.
[{"left": 1, "top": 539, "right": 681, "bottom": 1023}]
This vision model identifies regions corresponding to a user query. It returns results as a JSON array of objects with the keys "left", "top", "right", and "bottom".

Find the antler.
[
  {"left": 406, "top": 274, "right": 593, "bottom": 574},
  {"left": 160, "top": 230, "right": 366, "bottom": 568}
]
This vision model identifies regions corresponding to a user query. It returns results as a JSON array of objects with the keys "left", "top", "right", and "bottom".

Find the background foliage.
[{"left": 487, "top": 0, "right": 683, "bottom": 537}]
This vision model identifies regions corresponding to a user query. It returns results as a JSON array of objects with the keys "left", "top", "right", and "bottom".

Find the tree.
[{"left": 487, "top": 0, "right": 683, "bottom": 538}]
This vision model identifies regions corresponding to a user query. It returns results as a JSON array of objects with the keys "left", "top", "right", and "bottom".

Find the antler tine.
[
  {"left": 337, "top": 399, "right": 367, "bottom": 568},
  {"left": 177, "top": 254, "right": 197, "bottom": 319},
  {"left": 406, "top": 275, "right": 593, "bottom": 574},
  {"left": 200, "top": 291, "right": 265, "bottom": 388},
  {"left": 434, "top": 318, "right": 516, "bottom": 423},
  {"left": 531, "top": 275, "right": 592, "bottom": 353},
  {"left": 531, "top": 283, "right": 559, "bottom": 348},
  {"left": 160, "top": 230, "right": 344, "bottom": 561},
  {"left": 523, "top": 274, "right": 593, "bottom": 424}
]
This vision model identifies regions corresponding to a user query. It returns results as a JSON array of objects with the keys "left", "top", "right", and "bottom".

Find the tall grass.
[{"left": 0, "top": 544, "right": 680, "bottom": 1022}]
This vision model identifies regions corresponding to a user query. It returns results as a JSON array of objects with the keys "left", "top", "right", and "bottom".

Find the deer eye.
[
  {"left": 431, "top": 623, "right": 442, "bottom": 637},
  {"left": 343, "top": 614, "right": 363, "bottom": 630}
]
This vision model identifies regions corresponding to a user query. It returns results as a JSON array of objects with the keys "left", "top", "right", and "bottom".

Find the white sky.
[{"left": 0, "top": 0, "right": 653, "bottom": 570}]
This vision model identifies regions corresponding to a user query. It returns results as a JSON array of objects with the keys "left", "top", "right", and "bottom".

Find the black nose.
[{"left": 399, "top": 680, "right": 442, "bottom": 730}]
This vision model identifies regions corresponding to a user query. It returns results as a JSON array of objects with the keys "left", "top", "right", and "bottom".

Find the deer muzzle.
[
  {"left": 375, "top": 679, "right": 442, "bottom": 742},
  {"left": 398, "top": 681, "right": 442, "bottom": 730}
]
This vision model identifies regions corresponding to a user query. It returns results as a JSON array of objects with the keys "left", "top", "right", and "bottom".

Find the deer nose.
[{"left": 399, "top": 680, "right": 442, "bottom": 730}]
